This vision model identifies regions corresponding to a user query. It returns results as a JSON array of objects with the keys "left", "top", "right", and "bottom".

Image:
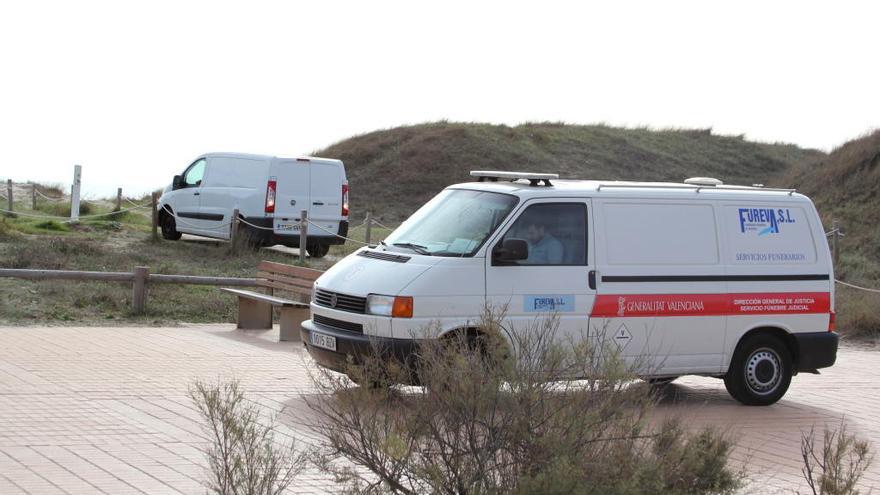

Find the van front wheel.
[
  {"left": 160, "top": 213, "right": 182, "bottom": 240},
  {"left": 724, "top": 334, "right": 792, "bottom": 406}
]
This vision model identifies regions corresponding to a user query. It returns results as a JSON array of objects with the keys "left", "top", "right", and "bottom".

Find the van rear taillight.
[
  {"left": 265, "top": 178, "right": 277, "bottom": 213},
  {"left": 341, "top": 184, "right": 349, "bottom": 217},
  {"left": 828, "top": 310, "right": 836, "bottom": 332}
]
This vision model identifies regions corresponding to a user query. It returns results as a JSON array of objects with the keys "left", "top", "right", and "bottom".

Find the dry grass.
[
  {"left": 783, "top": 130, "right": 880, "bottom": 338},
  {"left": 317, "top": 121, "right": 822, "bottom": 221}
]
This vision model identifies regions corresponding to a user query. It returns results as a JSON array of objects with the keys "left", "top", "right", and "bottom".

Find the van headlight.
[{"left": 366, "top": 294, "right": 413, "bottom": 318}]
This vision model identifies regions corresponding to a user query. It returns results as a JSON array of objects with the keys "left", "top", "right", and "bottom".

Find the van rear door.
[
  {"left": 307, "top": 160, "right": 346, "bottom": 237},
  {"left": 272, "top": 159, "right": 311, "bottom": 233}
]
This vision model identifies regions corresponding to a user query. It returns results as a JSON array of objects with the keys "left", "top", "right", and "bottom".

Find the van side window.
[
  {"left": 501, "top": 203, "right": 587, "bottom": 265},
  {"left": 183, "top": 159, "right": 206, "bottom": 187}
]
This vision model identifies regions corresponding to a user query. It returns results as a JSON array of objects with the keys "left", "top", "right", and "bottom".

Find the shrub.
[
  {"left": 0, "top": 217, "right": 18, "bottom": 240},
  {"left": 188, "top": 378, "right": 307, "bottom": 495},
  {"left": 307, "top": 308, "right": 740, "bottom": 495},
  {"left": 33, "top": 220, "right": 69, "bottom": 232},
  {"left": 801, "top": 422, "right": 873, "bottom": 495}
]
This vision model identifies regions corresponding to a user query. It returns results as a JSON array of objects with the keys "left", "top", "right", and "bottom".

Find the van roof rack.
[
  {"left": 595, "top": 181, "right": 797, "bottom": 195},
  {"left": 470, "top": 170, "right": 558, "bottom": 186}
]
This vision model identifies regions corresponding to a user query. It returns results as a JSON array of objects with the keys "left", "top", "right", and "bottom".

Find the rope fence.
[
  {"left": 835, "top": 279, "right": 880, "bottom": 294},
  {"left": 34, "top": 189, "right": 66, "bottom": 202},
  {"left": 124, "top": 197, "right": 152, "bottom": 209},
  {"left": 0, "top": 205, "right": 146, "bottom": 222},
  {"left": 369, "top": 218, "right": 395, "bottom": 230}
]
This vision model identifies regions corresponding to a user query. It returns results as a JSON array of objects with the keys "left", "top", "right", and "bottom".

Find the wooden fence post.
[
  {"left": 6, "top": 179, "right": 12, "bottom": 213},
  {"left": 151, "top": 192, "right": 158, "bottom": 240},
  {"left": 31, "top": 184, "right": 36, "bottom": 210},
  {"left": 230, "top": 208, "right": 240, "bottom": 245},
  {"left": 115, "top": 188, "right": 122, "bottom": 211},
  {"left": 365, "top": 211, "right": 372, "bottom": 245},
  {"left": 300, "top": 209, "right": 308, "bottom": 263},
  {"left": 132, "top": 266, "right": 149, "bottom": 314},
  {"left": 832, "top": 218, "right": 840, "bottom": 268}
]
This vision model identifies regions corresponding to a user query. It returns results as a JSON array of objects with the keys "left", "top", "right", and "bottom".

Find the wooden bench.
[{"left": 220, "top": 261, "right": 324, "bottom": 341}]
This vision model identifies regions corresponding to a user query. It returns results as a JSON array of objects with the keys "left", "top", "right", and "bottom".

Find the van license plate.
[
  {"left": 277, "top": 223, "right": 301, "bottom": 232},
  {"left": 310, "top": 331, "right": 337, "bottom": 352}
]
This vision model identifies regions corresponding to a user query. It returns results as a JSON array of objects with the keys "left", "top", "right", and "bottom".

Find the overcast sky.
[{"left": 1, "top": 1, "right": 877, "bottom": 198}]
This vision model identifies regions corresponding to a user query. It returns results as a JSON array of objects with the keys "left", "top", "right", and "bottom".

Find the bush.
[
  {"left": 0, "top": 217, "right": 18, "bottom": 240},
  {"left": 801, "top": 422, "right": 873, "bottom": 495},
  {"left": 307, "top": 309, "right": 740, "bottom": 495},
  {"left": 188, "top": 378, "right": 307, "bottom": 495},
  {"left": 33, "top": 220, "right": 69, "bottom": 232},
  {"left": 34, "top": 200, "right": 95, "bottom": 217}
]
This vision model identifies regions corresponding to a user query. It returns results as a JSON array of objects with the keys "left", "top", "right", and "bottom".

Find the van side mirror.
[
  {"left": 493, "top": 238, "right": 528, "bottom": 263},
  {"left": 172, "top": 175, "right": 184, "bottom": 190}
]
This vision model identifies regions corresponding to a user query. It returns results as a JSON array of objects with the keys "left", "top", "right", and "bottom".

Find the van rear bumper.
[
  {"left": 301, "top": 319, "right": 420, "bottom": 378},
  {"left": 243, "top": 217, "right": 348, "bottom": 246},
  {"left": 793, "top": 332, "right": 838, "bottom": 371}
]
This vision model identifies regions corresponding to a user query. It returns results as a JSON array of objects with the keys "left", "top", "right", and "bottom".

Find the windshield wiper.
[{"left": 392, "top": 242, "right": 431, "bottom": 255}]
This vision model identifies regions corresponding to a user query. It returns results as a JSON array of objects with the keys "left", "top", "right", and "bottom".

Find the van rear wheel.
[
  {"left": 724, "top": 334, "right": 792, "bottom": 406},
  {"left": 307, "top": 243, "right": 330, "bottom": 258}
]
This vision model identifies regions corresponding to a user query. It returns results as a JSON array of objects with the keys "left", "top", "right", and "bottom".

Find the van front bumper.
[
  {"left": 301, "top": 319, "right": 420, "bottom": 377},
  {"left": 793, "top": 331, "right": 838, "bottom": 371}
]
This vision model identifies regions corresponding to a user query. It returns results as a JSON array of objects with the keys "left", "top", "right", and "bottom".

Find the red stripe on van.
[{"left": 590, "top": 292, "right": 830, "bottom": 318}]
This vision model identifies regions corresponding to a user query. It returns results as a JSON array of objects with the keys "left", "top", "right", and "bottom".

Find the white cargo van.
[
  {"left": 158, "top": 152, "right": 349, "bottom": 257},
  {"left": 301, "top": 171, "right": 838, "bottom": 405}
]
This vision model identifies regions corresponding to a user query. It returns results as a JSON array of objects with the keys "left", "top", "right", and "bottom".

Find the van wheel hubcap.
[{"left": 745, "top": 348, "right": 781, "bottom": 395}]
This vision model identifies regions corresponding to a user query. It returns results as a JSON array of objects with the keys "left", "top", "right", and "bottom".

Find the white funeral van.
[
  {"left": 301, "top": 171, "right": 838, "bottom": 405},
  {"left": 158, "top": 152, "right": 349, "bottom": 257}
]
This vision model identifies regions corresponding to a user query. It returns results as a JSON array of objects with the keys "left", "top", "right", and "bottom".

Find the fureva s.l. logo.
[{"left": 738, "top": 208, "right": 795, "bottom": 236}]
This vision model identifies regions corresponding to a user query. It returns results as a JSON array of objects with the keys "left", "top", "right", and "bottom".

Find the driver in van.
[{"left": 523, "top": 218, "right": 564, "bottom": 264}]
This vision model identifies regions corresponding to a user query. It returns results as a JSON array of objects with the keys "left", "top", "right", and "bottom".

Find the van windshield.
[{"left": 383, "top": 189, "right": 519, "bottom": 257}]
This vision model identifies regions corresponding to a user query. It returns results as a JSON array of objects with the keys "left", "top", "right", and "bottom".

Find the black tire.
[
  {"left": 724, "top": 334, "right": 792, "bottom": 406},
  {"left": 307, "top": 243, "right": 330, "bottom": 258},
  {"left": 160, "top": 212, "right": 182, "bottom": 240}
]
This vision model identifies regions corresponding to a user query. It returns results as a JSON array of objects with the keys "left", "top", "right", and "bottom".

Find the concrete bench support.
[
  {"left": 237, "top": 296, "right": 273, "bottom": 330},
  {"left": 220, "top": 287, "right": 310, "bottom": 342},
  {"left": 280, "top": 306, "right": 310, "bottom": 342}
]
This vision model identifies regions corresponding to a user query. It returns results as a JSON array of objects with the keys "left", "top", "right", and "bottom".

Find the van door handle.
[
  {"left": 588, "top": 270, "right": 597, "bottom": 290},
  {"left": 193, "top": 192, "right": 200, "bottom": 196},
  {"left": 312, "top": 201, "right": 324, "bottom": 206}
]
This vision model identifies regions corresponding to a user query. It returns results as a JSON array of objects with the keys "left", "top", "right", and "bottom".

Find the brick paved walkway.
[{"left": 0, "top": 324, "right": 876, "bottom": 493}]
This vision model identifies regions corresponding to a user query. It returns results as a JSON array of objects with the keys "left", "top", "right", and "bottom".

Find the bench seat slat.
[{"left": 219, "top": 288, "right": 307, "bottom": 307}]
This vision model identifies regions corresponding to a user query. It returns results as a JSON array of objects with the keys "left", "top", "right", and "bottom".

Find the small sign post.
[{"left": 70, "top": 165, "right": 82, "bottom": 222}]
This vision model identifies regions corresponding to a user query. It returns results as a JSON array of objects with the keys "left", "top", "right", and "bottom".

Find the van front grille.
[
  {"left": 313, "top": 314, "right": 364, "bottom": 334},
  {"left": 314, "top": 289, "right": 367, "bottom": 314}
]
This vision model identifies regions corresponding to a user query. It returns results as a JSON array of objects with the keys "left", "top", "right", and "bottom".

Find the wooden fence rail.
[{"left": 0, "top": 267, "right": 258, "bottom": 314}]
